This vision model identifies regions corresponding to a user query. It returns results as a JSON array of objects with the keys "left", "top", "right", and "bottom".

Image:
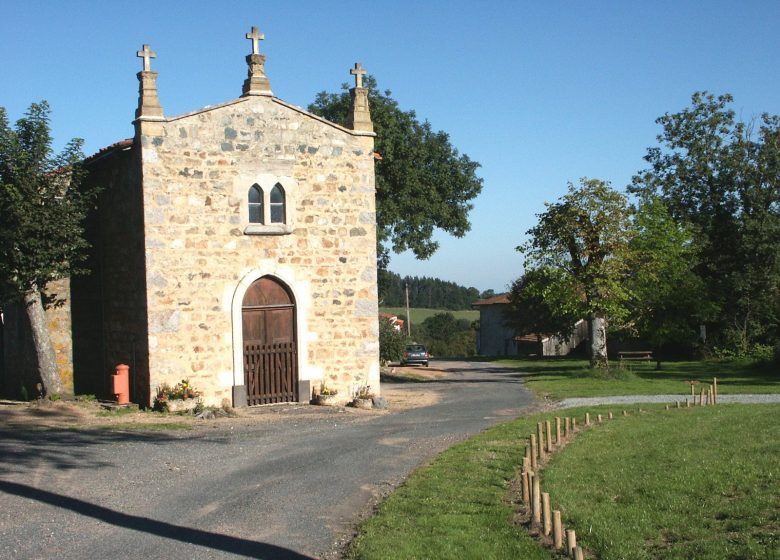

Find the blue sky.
[{"left": 3, "top": 1, "right": 779, "bottom": 293}]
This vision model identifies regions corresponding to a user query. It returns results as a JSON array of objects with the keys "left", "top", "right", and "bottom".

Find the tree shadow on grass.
[{"left": 0, "top": 480, "right": 313, "bottom": 559}]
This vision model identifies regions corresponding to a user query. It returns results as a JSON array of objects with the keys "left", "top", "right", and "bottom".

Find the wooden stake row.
[{"left": 520, "top": 410, "right": 624, "bottom": 558}]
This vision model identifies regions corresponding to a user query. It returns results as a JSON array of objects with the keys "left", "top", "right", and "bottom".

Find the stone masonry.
[{"left": 18, "top": 26, "right": 381, "bottom": 407}]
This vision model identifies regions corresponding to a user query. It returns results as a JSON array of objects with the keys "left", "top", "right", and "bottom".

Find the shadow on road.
[
  {"left": 0, "top": 428, "right": 225, "bottom": 474},
  {"left": 0, "top": 480, "right": 313, "bottom": 560}
]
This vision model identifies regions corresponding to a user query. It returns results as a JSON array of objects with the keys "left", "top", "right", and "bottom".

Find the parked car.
[{"left": 401, "top": 344, "right": 429, "bottom": 367}]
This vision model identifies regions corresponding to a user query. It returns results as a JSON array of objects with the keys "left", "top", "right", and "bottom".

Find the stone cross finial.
[
  {"left": 246, "top": 26, "right": 265, "bottom": 55},
  {"left": 350, "top": 63, "right": 367, "bottom": 89},
  {"left": 136, "top": 44, "right": 156, "bottom": 72}
]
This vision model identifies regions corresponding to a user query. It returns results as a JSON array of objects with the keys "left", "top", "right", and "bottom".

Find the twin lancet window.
[{"left": 248, "top": 183, "right": 286, "bottom": 225}]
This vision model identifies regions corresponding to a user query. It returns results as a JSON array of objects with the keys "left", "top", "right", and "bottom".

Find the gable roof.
[{"left": 471, "top": 293, "right": 510, "bottom": 307}]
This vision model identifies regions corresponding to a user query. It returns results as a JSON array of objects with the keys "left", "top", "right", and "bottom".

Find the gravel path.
[{"left": 557, "top": 393, "right": 780, "bottom": 409}]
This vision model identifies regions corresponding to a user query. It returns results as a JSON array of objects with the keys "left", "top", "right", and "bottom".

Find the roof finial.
[
  {"left": 245, "top": 26, "right": 264, "bottom": 55},
  {"left": 241, "top": 26, "right": 272, "bottom": 97},
  {"left": 347, "top": 62, "right": 373, "bottom": 134},
  {"left": 136, "top": 44, "right": 156, "bottom": 72},
  {"left": 350, "top": 63, "right": 367, "bottom": 89}
]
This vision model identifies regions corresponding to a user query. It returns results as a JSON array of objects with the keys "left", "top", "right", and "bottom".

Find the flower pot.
[
  {"left": 351, "top": 397, "right": 373, "bottom": 409},
  {"left": 166, "top": 398, "right": 199, "bottom": 413},
  {"left": 313, "top": 393, "right": 339, "bottom": 406}
]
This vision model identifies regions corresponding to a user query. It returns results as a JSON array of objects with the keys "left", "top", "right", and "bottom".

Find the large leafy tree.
[
  {"left": 505, "top": 266, "right": 581, "bottom": 344},
  {"left": 0, "top": 101, "right": 98, "bottom": 396},
  {"left": 625, "top": 198, "right": 713, "bottom": 364},
  {"left": 518, "top": 178, "right": 633, "bottom": 367},
  {"left": 630, "top": 92, "right": 780, "bottom": 352},
  {"left": 309, "top": 76, "right": 483, "bottom": 266}
]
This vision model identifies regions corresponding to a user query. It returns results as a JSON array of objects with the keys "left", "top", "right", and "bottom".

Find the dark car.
[{"left": 401, "top": 344, "right": 429, "bottom": 367}]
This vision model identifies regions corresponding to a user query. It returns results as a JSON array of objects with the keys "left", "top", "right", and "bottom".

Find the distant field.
[{"left": 379, "top": 307, "right": 479, "bottom": 324}]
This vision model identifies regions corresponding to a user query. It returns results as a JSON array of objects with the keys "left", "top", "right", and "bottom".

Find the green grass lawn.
[
  {"left": 497, "top": 358, "right": 780, "bottom": 399},
  {"left": 348, "top": 404, "right": 780, "bottom": 559},
  {"left": 380, "top": 306, "right": 479, "bottom": 324}
]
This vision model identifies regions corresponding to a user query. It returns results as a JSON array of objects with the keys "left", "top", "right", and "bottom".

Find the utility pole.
[{"left": 405, "top": 283, "right": 411, "bottom": 337}]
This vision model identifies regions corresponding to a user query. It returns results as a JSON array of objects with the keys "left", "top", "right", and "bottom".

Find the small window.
[
  {"left": 270, "top": 183, "right": 285, "bottom": 224},
  {"left": 248, "top": 184, "right": 263, "bottom": 223}
]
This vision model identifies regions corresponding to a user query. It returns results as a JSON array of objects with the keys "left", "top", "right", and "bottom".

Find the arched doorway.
[{"left": 242, "top": 276, "right": 298, "bottom": 405}]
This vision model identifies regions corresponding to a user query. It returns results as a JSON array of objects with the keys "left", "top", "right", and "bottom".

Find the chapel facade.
[{"left": 3, "top": 27, "right": 381, "bottom": 407}]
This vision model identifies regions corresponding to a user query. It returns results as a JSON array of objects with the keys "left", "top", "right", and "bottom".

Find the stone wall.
[
  {"left": 75, "top": 144, "right": 150, "bottom": 402},
  {"left": 0, "top": 280, "right": 73, "bottom": 399},
  {"left": 136, "top": 96, "right": 379, "bottom": 406}
]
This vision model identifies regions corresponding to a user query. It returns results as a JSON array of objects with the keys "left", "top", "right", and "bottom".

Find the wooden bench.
[{"left": 619, "top": 350, "right": 653, "bottom": 361}]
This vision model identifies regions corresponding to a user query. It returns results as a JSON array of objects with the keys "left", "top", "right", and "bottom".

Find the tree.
[
  {"left": 630, "top": 92, "right": 780, "bottom": 353},
  {"left": 625, "top": 198, "right": 713, "bottom": 365},
  {"left": 505, "top": 266, "right": 581, "bottom": 343},
  {"left": 309, "top": 76, "right": 483, "bottom": 266},
  {"left": 379, "top": 316, "right": 407, "bottom": 365},
  {"left": 0, "top": 101, "right": 98, "bottom": 396},
  {"left": 518, "top": 179, "right": 633, "bottom": 367}
]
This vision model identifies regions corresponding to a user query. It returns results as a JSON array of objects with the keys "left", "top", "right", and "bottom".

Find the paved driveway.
[{"left": 0, "top": 361, "right": 535, "bottom": 559}]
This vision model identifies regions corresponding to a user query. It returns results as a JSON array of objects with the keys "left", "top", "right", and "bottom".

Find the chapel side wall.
[
  {"left": 138, "top": 97, "right": 378, "bottom": 405},
  {"left": 73, "top": 147, "right": 150, "bottom": 402},
  {"left": 0, "top": 274, "right": 73, "bottom": 400}
]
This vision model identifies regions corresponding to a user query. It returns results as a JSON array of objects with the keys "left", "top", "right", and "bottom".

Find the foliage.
[
  {"left": 630, "top": 92, "right": 780, "bottom": 353},
  {"left": 379, "top": 316, "right": 408, "bottom": 364},
  {"left": 0, "top": 101, "right": 98, "bottom": 302},
  {"left": 518, "top": 178, "right": 633, "bottom": 366},
  {"left": 309, "top": 75, "right": 483, "bottom": 266},
  {"left": 153, "top": 379, "right": 201, "bottom": 411},
  {"left": 379, "top": 306, "right": 478, "bottom": 325},
  {"left": 624, "top": 197, "right": 713, "bottom": 358},
  {"left": 505, "top": 266, "right": 581, "bottom": 339},
  {"left": 353, "top": 385, "right": 375, "bottom": 399},
  {"left": 318, "top": 383, "right": 338, "bottom": 396},
  {"left": 413, "top": 312, "right": 476, "bottom": 357},
  {"left": 378, "top": 269, "right": 481, "bottom": 310}
]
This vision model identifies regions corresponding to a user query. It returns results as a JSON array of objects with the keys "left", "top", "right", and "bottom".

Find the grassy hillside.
[{"left": 380, "top": 307, "right": 479, "bottom": 324}]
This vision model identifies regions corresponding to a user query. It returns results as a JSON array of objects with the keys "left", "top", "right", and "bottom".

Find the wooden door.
[{"left": 242, "top": 277, "right": 298, "bottom": 405}]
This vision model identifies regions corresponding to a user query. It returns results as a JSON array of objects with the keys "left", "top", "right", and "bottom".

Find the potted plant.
[
  {"left": 349, "top": 385, "right": 375, "bottom": 409},
  {"left": 312, "top": 383, "right": 339, "bottom": 406},
  {"left": 153, "top": 379, "right": 202, "bottom": 412}
]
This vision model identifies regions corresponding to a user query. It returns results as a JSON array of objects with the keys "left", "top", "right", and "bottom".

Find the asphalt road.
[{"left": 0, "top": 360, "right": 535, "bottom": 559}]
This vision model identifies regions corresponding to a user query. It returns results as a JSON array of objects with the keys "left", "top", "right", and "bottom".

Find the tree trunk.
[
  {"left": 24, "top": 285, "right": 65, "bottom": 397},
  {"left": 588, "top": 313, "right": 608, "bottom": 368}
]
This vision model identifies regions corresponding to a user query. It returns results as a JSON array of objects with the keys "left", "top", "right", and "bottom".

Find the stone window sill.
[{"left": 244, "top": 224, "right": 293, "bottom": 236}]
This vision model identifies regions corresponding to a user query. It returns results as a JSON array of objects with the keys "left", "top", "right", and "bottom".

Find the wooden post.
[
  {"left": 532, "top": 474, "right": 542, "bottom": 525},
  {"left": 572, "top": 417, "right": 577, "bottom": 431},
  {"left": 530, "top": 434, "right": 538, "bottom": 469},
  {"left": 622, "top": 410, "right": 628, "bottom": 416},
  {"left": 524, "top": 444, "right": 531, "bottom": 465},
  {"left": 585, "top": 412, "right": 590, "bottom": 426},
  {"left": 686, "top": 399, "right": 690, "bottom": 408},
  {"left": 713, "top": 377, "right": 718, "bottom": 404},
  {"left": 546, "top": 420, "right": 553, "bottom": 453},
  {"left": 553, "top": 510, "right": 563, "bottom": 549},
  {"left": 700, "top": 388, "right": 705, "bottom": 406},
  {"left": 608, "top": 411, "right": 613, "bottom": 419},
  {"left": 537, "top": 422, "right": 546, "bottom": 461},
  {"left": 691, "top": 384, "right": 695, "bottom": 398},
  {"left": 665, "top": 404, "right": 670, "bottom": 410},
  {"left": 521, "top": 470, "right": 531, "bottom": 504},
  {"left": 597, "top": 413, "right": 603, "bottom": 423},
  {"left": 676, "top": 400, "right": 680, "bottom": 409},
  {"left": 542, "top": 492, "right": 552, "bottom": 535},
  {"left": 574, "top": 546, "right": 585, "bottom": 560},
  {"left": 566, "top": 529, "right": 577, "bottom": 558},
  {"left": 555, "top": 416, "right": 562, "bottom": 445},
  {"left": 565, "top": 416, "right": 571, "bottom": 437}
]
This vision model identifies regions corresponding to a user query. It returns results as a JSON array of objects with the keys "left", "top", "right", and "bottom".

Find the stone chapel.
[{"left": 2, "top": 27, "right": 381, "bottom": 407}]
